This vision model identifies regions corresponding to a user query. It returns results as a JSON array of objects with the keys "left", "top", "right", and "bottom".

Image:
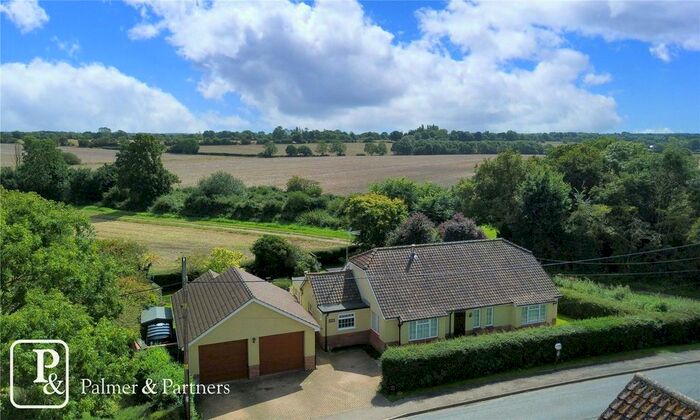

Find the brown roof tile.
[
  {"left": 172, "top": 268, "right": 318, "bottom": 348},
  {"left": 599, "top": 374, "right": 700, "bottom": 420},
  {"left": 349, "top": 239, "right": 561, "bottom": 322},
  {"left": 304, "top": 270, "right": 366, "bottom": 311}
]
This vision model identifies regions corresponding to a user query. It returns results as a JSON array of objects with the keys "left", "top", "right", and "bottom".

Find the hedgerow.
[
  {"left": 380, "top": 279, "right": 700, "bottom": 393},
  {"left": 380, "top": 313, "right": 700, "bottom": 392}
]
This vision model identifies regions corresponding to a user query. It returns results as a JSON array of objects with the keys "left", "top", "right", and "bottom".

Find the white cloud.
[
  {"left": 122, "top": 0, "right": 629, "bottom": 132},
  {"left": 51, "top": 36, "right": 80, "bottom": 57},
  {"left": 0, "top": 0, "right": 49, "bottom": 33},
  {"left": 649, "top": 44, "right": 672, "bottom": 62},
  {"left": 583, "top": 72, "right": 612, "bottom": 86},
  {"left": 127, "top": 22, "right": 164, "bottom": 40},
  {"left": 0, "top": 59, "right": 205, "bottom": 132}
]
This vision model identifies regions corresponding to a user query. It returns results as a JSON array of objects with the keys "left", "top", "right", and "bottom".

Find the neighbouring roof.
[
  {"left": 172, "top": 268, "right": 319, "bottom": 349},
  {"left": 601, "top": 373, "right": 700, "bottom": 420},
  {"left": 348, "top": 239, "right": 562, "bottom": 322},
  {"left": 304, "top": 270, "right": 368, "bottom": 313},
  {"left": 140, "top": 306, "right": 173, "bottom": 325}
]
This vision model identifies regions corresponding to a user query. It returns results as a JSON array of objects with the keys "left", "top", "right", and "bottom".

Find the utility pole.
[{"left": 181, "top": 256, "right": 190, "bottom": 420}]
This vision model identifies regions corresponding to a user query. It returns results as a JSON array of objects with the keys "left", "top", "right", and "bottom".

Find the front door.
[{"left": 454, "top": 312, "right": 466, "bottom": 336}]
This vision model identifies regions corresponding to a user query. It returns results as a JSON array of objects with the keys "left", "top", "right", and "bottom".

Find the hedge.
[
  {"left": 557, "top": 288, "right": 630, "bottom": 319},
  {"left": 380, "top": 313, "right": 700, "bottom": 392}
]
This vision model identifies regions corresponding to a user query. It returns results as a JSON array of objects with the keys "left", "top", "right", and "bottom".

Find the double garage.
[
  {"left": 171, "top": 267, "right": 320, "bottom": 385},
  {"left": 198, "top": 331, "right": 305, "bottom": 384}
]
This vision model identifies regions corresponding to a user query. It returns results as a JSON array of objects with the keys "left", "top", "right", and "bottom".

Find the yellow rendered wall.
[
  {"left": 399, "top": 315, "right": 450, "bottom": 345},
  {"left": 348, "top": 262, "right": 400, "bottom": 343},
  {"left": 325, "top": 308, "right": 370, "bottom": 336},
  {"left": 188, "top": 302, "right": 315, "bottom": 376},
  {"left": 514, "top": 302, "right": 558, "bottom": 326}
]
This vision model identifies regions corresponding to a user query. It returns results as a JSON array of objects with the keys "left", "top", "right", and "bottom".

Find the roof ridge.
[
  {"left": 306, "top": 269, "right": 351, "bottom": 278},
  {"left": 633, "top": 373, "right": 700, "bottom": 410},
  {"left": 498, "top": 238, "right": 534, "bottom": 254},
  {"left": 368, "top": 238, "right": 503, "bottom": 252}
]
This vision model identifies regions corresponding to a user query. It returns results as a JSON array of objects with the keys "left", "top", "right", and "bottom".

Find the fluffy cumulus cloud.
[
  {"left": 0, "top": 59, "right": 204, "bottom": 132},
  {"left": 121, "top": 0, "right": 697, "bottom": 132},
  {"left": 0, "top": 0, "right": 49, "bottom": 33}
]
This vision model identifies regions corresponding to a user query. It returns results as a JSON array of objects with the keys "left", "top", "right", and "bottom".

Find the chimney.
[{"left": 405, "top": 244, "right": 418, "bottom": 272}]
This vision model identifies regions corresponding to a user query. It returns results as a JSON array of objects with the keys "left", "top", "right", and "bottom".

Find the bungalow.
[
  {"left": 298, "top": 239, "right": 561, "bottom": 351},
  {"left": 172, "top": 268, "right": 319, "bottom": 384}
]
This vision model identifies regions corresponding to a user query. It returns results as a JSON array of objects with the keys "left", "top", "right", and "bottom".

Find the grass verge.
[{"left": 384, "top": 342, "right": 700, "bottom": 401}]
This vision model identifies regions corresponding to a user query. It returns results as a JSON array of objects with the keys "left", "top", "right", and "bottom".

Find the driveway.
[{"left": 198, "top": 347, "right": 387, "bottom": 419}]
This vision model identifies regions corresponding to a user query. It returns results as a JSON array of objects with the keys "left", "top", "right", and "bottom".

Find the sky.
[{"left": 1, "top": 0, "right": 699, "bottom": 134}]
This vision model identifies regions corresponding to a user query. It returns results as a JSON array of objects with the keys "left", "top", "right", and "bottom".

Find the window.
[
  {"left": 521, "top": 304, "right": 547, "bottom": 325},
  {"left": 371, "top": 311, "right": 380, "bottom": 333},
  {"left": 472, "top": 309, "right": 480, "bottom": 328},
  {"left": 485, "top": 307, "right": 494, "bottom": 326},
  {"left": 409, "top": 318, "right": 438, "bottom": 341},
  {"left": 337, "top": 313, "right": 355, "bottom": 330}
]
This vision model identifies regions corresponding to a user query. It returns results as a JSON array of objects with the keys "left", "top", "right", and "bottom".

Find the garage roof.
[{"left": 172, "top": 268, "right": 319, "bottom": 348}]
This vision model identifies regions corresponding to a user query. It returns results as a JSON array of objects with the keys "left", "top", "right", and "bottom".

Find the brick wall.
[
  {"left": 325, "top": 330, "right": 370, "bottom": 350},
  {"left": 304, "top": 355, "right": 315, "bottom": 370},
  {"left": 369, "top": 330, "right": 386, "bottom": 352}
]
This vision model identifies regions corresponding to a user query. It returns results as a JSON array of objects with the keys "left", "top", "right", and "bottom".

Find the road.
[{"left": 409, "top": 363, "right": 700, "bottom": 420}]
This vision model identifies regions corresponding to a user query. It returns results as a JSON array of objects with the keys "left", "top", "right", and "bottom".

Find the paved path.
[
  {"left": 409, "top": 364, "right": 700, "bottom": 420},
  {"left": 330, "top": 349, "right": 700, "bottom": 420}
]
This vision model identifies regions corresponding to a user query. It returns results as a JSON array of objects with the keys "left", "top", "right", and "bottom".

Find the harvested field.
[
  {"left": 2, "top": 145, "right": 529, "bottom": 195},
  {"left": 89, "top": 213, "right": 347, "bottom": 272}
]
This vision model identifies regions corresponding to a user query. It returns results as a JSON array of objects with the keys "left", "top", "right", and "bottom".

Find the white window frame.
[
  {"left": 337, "top": 312, "right": 356, "bottom": 330},
  {"left": 371, "top": 311, "right": 380, "bottom": 333},
  {"left": 521, "top": 304, "right": 547, "bottom": 325},
  {"left": 472, "top": 309, "right": 480, "bottom": 328},
  {"left": 485, "top": 307, "right": 494, "bottom": 326},
  {"left": 409, "top": 318, "right": 438, "bottom": 341}
]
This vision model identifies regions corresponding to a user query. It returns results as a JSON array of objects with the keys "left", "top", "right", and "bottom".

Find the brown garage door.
[
  {"left": 259, "top": 331, "right": 304, "bottom": 375},
  {"left": 198, "top": 339, "right": 248, "bottom": 384}
]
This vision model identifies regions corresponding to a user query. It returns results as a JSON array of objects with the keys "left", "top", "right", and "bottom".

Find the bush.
[
  {"left": 438, "top": 213, "right": 487, "bottom": 242},
  {"left": 133, "top": 348, "right": 183, "bottom": 408},
  {"left": 168, "top": 138, "right": 199, "bottom": 154},
  {"left": 150, "top": 190, "right": 189, "bottom": 214},
  {"left": 250, "top": 235, "right": 320, "bottom": 278},
  {"left": 198, "top": 171, "right": 246, "bottom": 197},
  {"left": 0, "top": 167, "right": 18, "bottom": 190},
  {"left": 380, "top": 314, "right": 700, "bottom": 393},
  {"left": 297, "top": 145, "right": 313, "bottom": 156},
  {"left": 296, "top": 209, "right": 344, "bottom": 229},
  {"left": 62, "top": 151, "right": 82, "bottom": 165}
]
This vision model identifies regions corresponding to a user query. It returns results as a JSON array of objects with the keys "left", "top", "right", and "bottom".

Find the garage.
[
  {"left": 198, "top": 339, "right": 248, "bottom": 384},
  {"left": 260, "top": 332, "right": 304, "bottom": 375},
  {"left": 172, "top": 267, "right": 320, "bottom": 383}
]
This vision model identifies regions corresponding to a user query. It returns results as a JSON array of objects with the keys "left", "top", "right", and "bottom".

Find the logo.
[{"left": 10, "top": 339, "right": 70, "bottom": 409}]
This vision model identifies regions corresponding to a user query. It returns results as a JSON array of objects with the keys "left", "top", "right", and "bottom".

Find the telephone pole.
[{"left": 181, "top": 257, "right": 191, "bottom": 420}]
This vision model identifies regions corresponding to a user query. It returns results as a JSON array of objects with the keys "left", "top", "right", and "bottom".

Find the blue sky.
[{"left": 1, "top": 0, "right": 699, "bottom": 133}]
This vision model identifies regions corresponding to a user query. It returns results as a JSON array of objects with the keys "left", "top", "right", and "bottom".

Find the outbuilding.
[{"left": 172, "top": 268, "right": 319, "bottom": 384}]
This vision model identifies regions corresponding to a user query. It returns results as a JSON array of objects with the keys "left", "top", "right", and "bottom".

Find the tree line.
[
  {"left": 3, "top": 125, "right": 697, "bottom": 154},
  {"left": 2, "top": 135, "right": 698, "bottom": 285}
]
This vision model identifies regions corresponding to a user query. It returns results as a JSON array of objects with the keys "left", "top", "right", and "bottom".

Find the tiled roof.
[
  {"left": 172, "top": 268, "right": 318, "bottom": 348},
  {"left": 348, "top": 239, "right": 561, "bottom": 322},
  {"left": 305, "top": 270, "right": 366, "bottom": 312},
  {"left": 600, "top": 373, "right": 700, "bottom": 420}
]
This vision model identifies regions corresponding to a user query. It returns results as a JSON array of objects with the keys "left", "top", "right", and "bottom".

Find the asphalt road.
[{"left": 410, "top": 363, "right": 700, "bottom": 420}]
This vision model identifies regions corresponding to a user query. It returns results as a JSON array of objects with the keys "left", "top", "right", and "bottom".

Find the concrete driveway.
[{"left": 198, "top": 347, "right": 387, "bottom": 419}]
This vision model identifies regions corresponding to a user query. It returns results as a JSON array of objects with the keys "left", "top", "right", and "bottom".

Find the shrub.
[
  {"left": 62, "top": 151, "right": 82, "bottom": 165},
  {"left": 286, "top": 176, "right": 323, "bottom": 196},
  {"left": 296, "top": 209, "right": 344, "bottom": 229},
  {"left": 438, "top": 213, "right": 486, "bottom": 242},
  {"left": 251, "top": 235, "right": 320, "bottom": 278},
  {"left": 133, "top": 348, "right": 183, "bottom": 408},
  {"left": 297, "top": 145, "right": 313, "bottom": 156},
  {"left": 150, "top": 190, "right": 189, "bottom": 214},
  {"left": 386, "top": 212, "right": 438, "bottom": 246},
  {"left": 380, "top": 314, "right": 700, "bottom": 393},
  {"left": 0, "top": 167, "right": 18, "bottom": 190},
  {"left": 168, "top": 137, "right": 199, "bottom": 154},
  {"left": 286, "top": 144, "right": 298, "bottom": 156},
  {"left": 198, "top": 171, "right": 246, "bottom": 197}
]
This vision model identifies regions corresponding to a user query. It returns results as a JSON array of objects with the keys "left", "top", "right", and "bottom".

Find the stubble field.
[{"left": 2, "top": 145, "right": 514, "bottom": 194}]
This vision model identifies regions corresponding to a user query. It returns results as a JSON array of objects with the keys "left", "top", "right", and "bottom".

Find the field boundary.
[{"left": 78, "top": 206, "right": 352, "bottom": 243}]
